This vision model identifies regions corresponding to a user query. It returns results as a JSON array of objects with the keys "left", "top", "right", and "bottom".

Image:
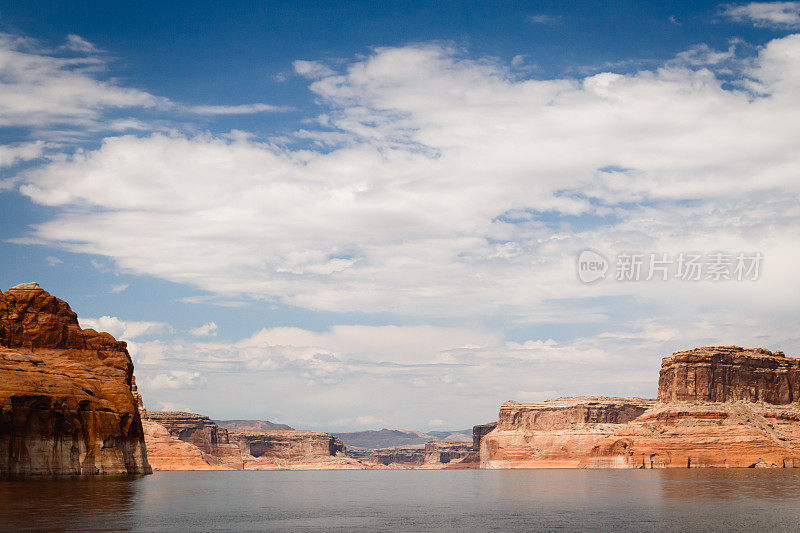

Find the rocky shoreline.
[{"left": 2, "top": 283, "right": 799, "bottom": 476}]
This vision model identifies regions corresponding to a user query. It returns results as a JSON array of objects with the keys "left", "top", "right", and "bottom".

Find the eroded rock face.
[
  {"left": 232, "top": 430, "right": 363, "bottom": 470},
  {"left": 658, "top": 346, "right": 799, "bottom": 404},
  {"left": 424, "top": 441, "right": 472, "bottom": 465},
  {"left": 481, "top": 347, "right": 800, "bottom": 469},
  {"left": 481, "top": 397, "right": 654, "bottom": 468},
  {"left": 143, "top": 412, "right": 243, "bottom": 470},
  {"left": 367, "top": 446, "right": 426, "bottom": 467},
  {"left": 0, "top": 283, "right": 151, "bottom": 477},
  {"left": 472, "top": 422, "right": 497, "bottom": 452}
]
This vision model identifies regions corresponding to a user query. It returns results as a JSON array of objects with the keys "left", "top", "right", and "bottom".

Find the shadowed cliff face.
[
  {"left": 481, "top": 347, "right": 800, "bottom": 469},
  {"left": 0, "top": 283, "right": 151, "bottom": 477}
]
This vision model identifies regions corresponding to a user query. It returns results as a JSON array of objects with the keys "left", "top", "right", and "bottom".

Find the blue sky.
[{"left": 1, "top": 1, "right": 799, "bottom": 431}]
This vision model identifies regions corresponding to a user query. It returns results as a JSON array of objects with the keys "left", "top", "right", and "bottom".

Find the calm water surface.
[{"left": 2, "top": 469, "right": 800, "bottom": 532}]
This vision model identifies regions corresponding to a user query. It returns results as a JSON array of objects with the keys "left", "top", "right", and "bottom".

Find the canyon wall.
[
  {"left": 424, "top": 441, "right": 472, "bottom": 465},
  {"left": 142, "top": 412, "right": 362, "bottom": 470},
  {"left": 481, "top": 397, "right": 654, "bottom": 468},
  {"left": 232, "top": 430, "right": 363, "bottom": 470},
  {"left": 481, "top": 347, "right": 800, "bottom": 469},
  {"left": 0, "top": 283, "right": 151, "bottom": 477},
  {"left": 143, "top": 412, "right": 243, "bottom": 470},
  {"left": 658, "top": 346, "right": 799, "bottom": 404}
]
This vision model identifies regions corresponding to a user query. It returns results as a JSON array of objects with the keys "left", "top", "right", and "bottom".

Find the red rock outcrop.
[
  {"left": 143, "top": 412, "right": 243, "bottom": 470},
  {"left": 0, "top": 283, "right": 151, "bottom": 477},
  {"left": 658, "top": 346, "right": 799, "bottom": 404},
  {"left": 367, "top": 446, "right": 426, "bottom": 467},
  {"left": 232, "top": 430, "right": 363, "bottom": 470},
  {"left": 424, "top": 441, "right": 471, "bottom": 465},
  {"left": 481, "top": 397, "right": 654, "bottom": 468},
  {"left": 481, "top": 347, "right": 800, "bottom": 469}
]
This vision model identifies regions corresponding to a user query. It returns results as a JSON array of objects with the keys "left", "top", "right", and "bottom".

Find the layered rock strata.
[
  {"left": 367, "top": 446, "right": 426, "bottom": 467},
  {"left": 481, "top": 397, "right": 654, "bottom": 468},
  {"left": 143, "top": 411, "right": 243, "bottom": 470},
  {"left": 481, "top": 347, "right": 800, "bottom": 469},
  {"left": 232, "top": 430, "right": 363, "bottom": 470},
  {"left": 0, "top": 283, "right": 151, "bottom": 477},
  {"left": 424, "top": 441, "right": 472, "bottom": 465}
]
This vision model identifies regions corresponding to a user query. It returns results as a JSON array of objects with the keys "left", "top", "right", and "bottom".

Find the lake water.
[{"left": 2, "top": 469, "right": 800, "bottom": 532}]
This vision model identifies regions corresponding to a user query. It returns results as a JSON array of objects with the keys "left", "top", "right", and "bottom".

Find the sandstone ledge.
[{"left": 481, "top": 347, "right": 800, "bottom": 469}]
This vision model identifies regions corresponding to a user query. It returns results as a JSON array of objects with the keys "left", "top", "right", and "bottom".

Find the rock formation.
[
  {"left": 232, "top": 430, "right": 363, "bottom": 470},
  {"left": 481, "top": 397, "right": 654, "bottom": 468},
  {"left": 143, "top": 412, "right": 243, "bottom": 470},
  {"left": 142, "top": 411, "right": 362, "bottom": 470},
  {"left": 481, "top": 347, "right": 800, "bottom": 469},
  {"left": 367, "top": 446, "right": 426, "bottom": 467},
  {"left": 424, "top": 441, "right": 472, "bottom": 465},
  {"left": 0, "top": 283, "right": 150, "bottom": 477}
]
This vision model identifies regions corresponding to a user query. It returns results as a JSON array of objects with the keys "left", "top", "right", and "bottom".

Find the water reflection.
[
  {"left": 0, "top": 476, "right": 142, "bottom": 532},
  {"left": 2, "top": 470, "right": 800, "bottom": 532}
]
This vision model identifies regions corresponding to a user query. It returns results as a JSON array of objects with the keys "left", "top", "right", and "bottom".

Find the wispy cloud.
[
  {"left": 723, "top": 1, "right": 800, "bottom": 28},
  {"left": 187, "top": 103, "right": 288, "bottom": 115},
  {"left": 59, "top": 34, "right": 102, "bottom": 53},
  {"left": 189, "top": 321, "right": 218, "bottom": 337},
  {"left": 529, "top": 14, "right": 561, "bottom": 24}
]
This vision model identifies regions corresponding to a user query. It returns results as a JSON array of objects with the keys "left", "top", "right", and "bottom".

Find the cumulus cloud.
[
  {"left": 148, "top": 371, "right": 207, "bottom": 390},
  {"left": 13, "top": 37, "right": 800, "bottom": 323},
  {"left": 189, "top": 321, "right": 218, "bottom": 337},
  {"left": 5, "top": 31, "right": 800, "bottom": 428},
  {"left": 127, "top": 313, "right": 800, "bottom": 428},
  {"left": 79, "top": 315, "right": 167, "bottom": 339},
  {"left": 723, "top": 2, "right": 800, "bottom": 27}
]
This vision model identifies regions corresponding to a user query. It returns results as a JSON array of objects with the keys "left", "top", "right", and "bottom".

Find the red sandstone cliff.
[
  {"left": 481, "top": 347, "right": 800, "bottom": 469},
  {"left": 142, "top": 411, "right": 362, "bottom": 470},
  {"left": 0, "top": 283, "right": 151, "bottom": 477},
  {"left": 232, "top": 430, "right": 363, "bottom": 470},
  {"left": 143, "top": 412, "right": 243, "bottom": 470}
]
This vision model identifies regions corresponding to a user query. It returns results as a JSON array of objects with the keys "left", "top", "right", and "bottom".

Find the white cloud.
[
  {"left": 293, "top": 60, "right": 336, "bottom": 78},
  {"left": 79, "top": 315, "right": 167, "bottom": 340},
  {"left": 189, "top": 321, "right": 218, "bottom": 337},
  {"left": 0, "top": 32, "right": 164, "bottom": 130},
  {"left": 45, "top": 255, "right": 62, "bottom": 267},
  {"left": 148, "top": 371, "right": 207, "bottom": 390},
  {"left": 13, "top": 37, "right": 800, "bottom": 324},
  {"left": 125, "top": 314, "right": 800, "bottom": 428},
  {"left": 109, "top": 283, "right": 128, "bottom": 293},
  {"left": 59, "top": 34, "right": 101, "bottom": 53},
  {"left": 427, "top": 418, "right": 445, "bottom": 426},
  {"left": 723, "top": 2, "right": 800, "bottom": 27},
  {"left": 187, "top": 103, "right": 286, "bottom": 114},
  {"left": 355, "top": 415, "right": 386, "bottom": 426},
  {"left": 0, "top": 141, "right": 46, "bottom": 168}
]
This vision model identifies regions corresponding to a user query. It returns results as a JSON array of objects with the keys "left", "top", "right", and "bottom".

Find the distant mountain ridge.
[
  {"left": 215, "top": 419, "right": 294, "bottom": 431},
  {"left": 334, "top": 428, "right": 471, "bottom": 449}
]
